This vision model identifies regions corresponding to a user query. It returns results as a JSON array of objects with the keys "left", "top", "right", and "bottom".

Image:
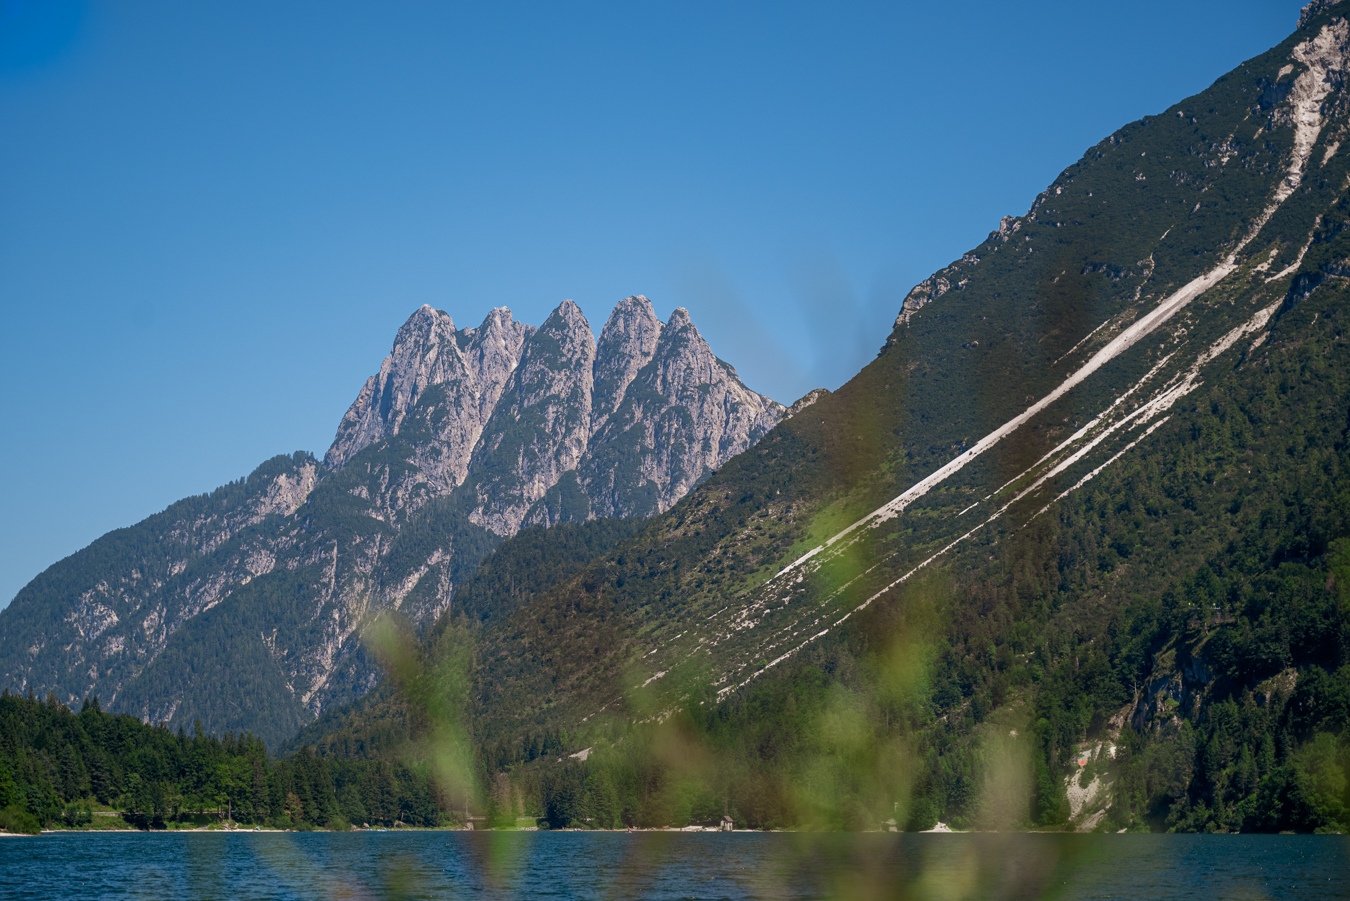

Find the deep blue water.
[{"left": 0, "top": 831, "right": 1345, "bottom": 900}]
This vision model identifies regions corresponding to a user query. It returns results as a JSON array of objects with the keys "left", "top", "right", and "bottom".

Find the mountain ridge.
[{"left": 0, "top": 295, "right": 785, "bottom": 747}]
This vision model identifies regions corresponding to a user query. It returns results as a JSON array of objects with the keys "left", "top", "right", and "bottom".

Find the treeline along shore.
[
  {"left": 0, "top": 691, "right": 443, "bottom": 834},
  {"left": 4, "top": 630, "right": 1350, "bottom": 838}
]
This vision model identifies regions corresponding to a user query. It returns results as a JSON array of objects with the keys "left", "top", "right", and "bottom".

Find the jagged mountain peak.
[
  {"left": 389, "top": 304, "right": 458, "bottom": 357},
  {"left": 408, "top": 302, "right": 451, "bottom": 328},
  {"left": 464, "top": 298, "right": 599, "bottom": 535},
  {"left": 577, "top": 300, "right": 784, "bottom": 521},
  {"left": 458, "top": 305, "right": 519, "bottom": 341},
  {"left": 324, "top": 305, "right": 465, "bottom": 469},
  {"left": 593, "top": 296, "right": 665, "bottom": 433},
  {"left": 602, "top": 295, "right": 662, "bottom": 336},
  {"left": 324, "top": 302, "right": 536, "bottom": 490},
  {"left": 656, "top": 307, "right": 720, "bottom": 367},
  {"left": 784, "top": 387, "right": 830, "bottom": 419},
  {"left": 551, "top": 297, "right": 589, "bottom": 327},
  {"left": 516, "top": 300, "right": 597, "bottom": 380},
  {"left": 399, "top": 303, "right": 453, "bottom": 344},
  {"left": 646, "top": 304, "right": 725, "bottom": 388}
]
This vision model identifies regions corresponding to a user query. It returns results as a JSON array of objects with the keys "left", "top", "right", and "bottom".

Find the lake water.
[{"left": 0, "top": 831, "right": 1345, "bottom": 900}]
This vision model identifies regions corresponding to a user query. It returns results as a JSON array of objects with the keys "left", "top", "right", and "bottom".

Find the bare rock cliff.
[
  {"left": 324, "top": 304, "right": 532, "bottom": 491},
  {"left": 465, "top": 298, "right": 598, "bottom": 535},
  {"left": 577, "top": 304, "right": 785, "bottom": 520}
]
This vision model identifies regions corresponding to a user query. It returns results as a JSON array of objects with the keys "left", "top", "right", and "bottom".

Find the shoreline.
[{"left": 16, "top": 824, "right": 1342, "bottom": 837}]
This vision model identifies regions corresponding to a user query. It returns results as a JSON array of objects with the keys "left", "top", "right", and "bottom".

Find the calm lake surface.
[{"left": 0, "top": 831, "right": 1345, "bottom": 900}]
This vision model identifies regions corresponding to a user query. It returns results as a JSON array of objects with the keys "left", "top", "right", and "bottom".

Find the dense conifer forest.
[{"left": 0, "top": 691, "right": 449, "bottom": 833}]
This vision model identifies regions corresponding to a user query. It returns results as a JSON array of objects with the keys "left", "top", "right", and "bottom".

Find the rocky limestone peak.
[
  {"left": 324, "top": 305, "right": 468, "bottom": 469},
  {"left": 554, "top": 297, "right": 588, "bottom": 328},
  {"left": 645, "top": 307, "right": 785, "bottom": 436},
  {"left": 459, "top": 307, "right": 533, "bottom": 422},
  {"left": 396, "top": 306, "right": 534, "bottom": 493},
  {"left": 644, "top": 306, "right": 720, "bottom": 394},
  {"left": 466, "top": 299, "right": 597, "bottom": 534},
  {"left": 577, "top": 304, "right": 785, "bottom": 519},
  {"left": 592, "top": 295, "right": 664, "bottom": 434},
  {"left": 324, "top": 304, "right": 536, "bottom": 490},
  {"left": 510, "top": 299, "right": 595, "bottom": 408}
]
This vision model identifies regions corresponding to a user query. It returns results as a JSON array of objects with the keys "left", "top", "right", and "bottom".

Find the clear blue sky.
[{"left": 0, "top": 0, "right": 1307, "bottom": 607}]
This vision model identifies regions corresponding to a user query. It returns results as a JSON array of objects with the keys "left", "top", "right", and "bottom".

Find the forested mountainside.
[
  {"left": 0, "top": 453, "right": 321, "bottom": 745},
  {"left": 300, "top": 4, "right": 1350, "bottom": 832},
  {"left": 0, "top": 296, "right": 782, "bottom": 748},
  {"left": 276, "top": 516, "right": 642, "bottom": 760}
]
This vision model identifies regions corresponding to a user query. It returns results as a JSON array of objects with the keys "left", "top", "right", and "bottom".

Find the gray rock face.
[
  {"left": 326, "top": 305, "right": 457, "bottom": 468},
  {"left": 591, "top": 295, "right": 664, "bottom": 434},
  {"left": 324, "top": 305, "right": 532, "bottom": 492},
  {"left": 784, "top": 388, "right": 830, "bottom": 420},
  {"left": 577, "top": 305, "right": 785, "bottom": 520},
  {"left": 893, "top": 254, "right": 979, "bottom": 327},
  {"left": 0, "top": 295, "right": 782, "bottom": 745},
  {"left": 465, "top": 299, "right": 598, "bottom": 534},
  {"left": 1301, "top": 0, "right": 1344, "bottom": 29}
]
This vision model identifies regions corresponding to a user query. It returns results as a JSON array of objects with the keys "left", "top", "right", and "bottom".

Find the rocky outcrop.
[
  {"left": 893, "top": 254, "right": 979, "bottom": 326},
  {"left": 257, "top": 460, "right": 319, "bottom": 519},
  {"left": 784, "top": 388, "right": 830, "bottom": 419},
  {"left": 326, "top": 305, "right": 458, "bottom": 468},
  {"left": 1301, "top": 0, "right": 1345, "bottom": 29},
  {"left": 590, "top": 296, "right": 664, "bottom": 435}
]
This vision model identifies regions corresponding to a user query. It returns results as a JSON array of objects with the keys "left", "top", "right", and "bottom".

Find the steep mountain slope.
[
  {"left": 0, "top": 297, "right": 782, "bottom": 747},
  {"left": 278, "top": 516, "right": 642, "bottom": 760},
  {"left": 422, "top": 4, "right": 1350, "bottom": 830},
  {"left": 0, "top": 453, "right": 318, "bottom": 724},
  {"left": 458, "top": 299, "right": 598, "bottom": 534}
]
